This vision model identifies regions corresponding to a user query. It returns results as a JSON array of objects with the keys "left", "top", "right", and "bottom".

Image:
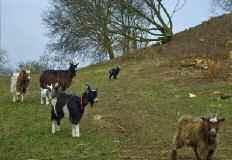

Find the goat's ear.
[
  {"left": 218, "top": 118, "right": 225, "bottom": 123},
  {"left": 201, "top": 117, "right": 209, "bottom": 122},
  {"left": 85, "top": 83, "right": 91, "bottom": 90},
  {"left": 47, "top": 84, "right": 53, "bottom": 90}
]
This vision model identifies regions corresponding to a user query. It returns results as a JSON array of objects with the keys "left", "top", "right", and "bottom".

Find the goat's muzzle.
[{"left": 94, "top": 98, "right": 99, "bottom": 103}]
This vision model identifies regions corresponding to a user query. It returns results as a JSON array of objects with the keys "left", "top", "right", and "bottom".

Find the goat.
[
  {"left": 40, "top": 84, "right": 53, "bottom": 105},
  {"left": 50, "top": 83, "right": 98, "bottom": 137},
  {"left": 40, "top": 63, "right": 78, "bottom": 91},
  {"left": 109, "top": 66, "right": 121, "bottom": 80},
  {"left": 10, "top": 70, "right": 31, "bottom": 103},
  {"left": 171, "top": 115, "right": 225, "bottom": 160}
]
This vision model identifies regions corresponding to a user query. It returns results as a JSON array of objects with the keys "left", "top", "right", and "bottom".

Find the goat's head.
[
  {"left": 201, "top": 116, "right": 225, "bottom": 142},
  {"left": 48, "top": 82, "right": 62, "bottom": 98},
  {"left": 69, "top": 63, "right": 79, "bottom": 76},
  {"left": 116, "top": 65, "right": 121, "bottom": 71},
  {"left": 19, "top": 70, "right": 30, "bottom": 81},
  {"left": 18, "top": 70, "right": 31, "bottom": 91},
  {"left": 85, "top": 83, "right": 98, "bottom": 107},
  {"left": 25, "top": 70, "right": 31, "bottom": 80},
  {"left": 45, "top": 83, "right": 54, "bottom": 99}
]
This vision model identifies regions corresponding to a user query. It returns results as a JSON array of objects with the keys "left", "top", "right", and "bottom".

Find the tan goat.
[{"left": 171, "top": 115, "right": 225, "bottom": 160}]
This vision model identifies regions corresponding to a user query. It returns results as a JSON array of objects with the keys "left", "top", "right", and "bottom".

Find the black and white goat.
[{"left": 50, "top": 83, "right": 98, "bottom": 137}]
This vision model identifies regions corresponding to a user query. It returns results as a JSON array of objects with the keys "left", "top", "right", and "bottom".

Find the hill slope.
[
  {"left": 158, "top": 13, "right": 232, "bottom": 57},
  {"left": 1, "top": 54, "right": 232, "bottom": 159}
]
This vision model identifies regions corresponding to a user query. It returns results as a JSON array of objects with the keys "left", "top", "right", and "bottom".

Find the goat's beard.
[
  {"left": 90, "top": 98, "right": 98, "bottom": 107},
  {"left": 208, "top": 135, "right": 217, "bottom": 144},
  {"left": 90, "top": 101, "right": 94, "bottom": 107}
]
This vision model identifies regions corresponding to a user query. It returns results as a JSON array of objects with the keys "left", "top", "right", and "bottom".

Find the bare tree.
[
  {"left": 0, "top": 49, "right": 8, "bottom": 68},
  {"left": 43, "top": 0, "right": 115, "bottom": 59},
  {"left": 111, "top": 0, "right": 173, "bottom": 45},
  {"left": 44, "top": 0, "right": 184, "bottom": 61},
  {"left": 211, "top": 0, "right": 232, "bottom": 13}
]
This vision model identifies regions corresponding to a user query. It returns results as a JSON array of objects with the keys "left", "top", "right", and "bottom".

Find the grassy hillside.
[
  {"left": 1, "top": 13, "right": 232, "bottom": 160},
  {"left": 1, "top": 51, "right": 232, "bottom": 160}
]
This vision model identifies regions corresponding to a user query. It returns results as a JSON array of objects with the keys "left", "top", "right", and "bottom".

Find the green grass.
[{"left": 1, "top": 53, "right": 232, "bottom": 160}]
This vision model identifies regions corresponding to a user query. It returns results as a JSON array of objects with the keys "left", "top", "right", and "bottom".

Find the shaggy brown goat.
[
  {"left": 40, "top": 63, "right": 78, "bottom": 91},
  {"left": 171, "top": 115, "right": 225, "bottom": 160}
]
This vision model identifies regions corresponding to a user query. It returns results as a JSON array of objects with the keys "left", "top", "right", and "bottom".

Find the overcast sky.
[{"left": 1, "top": 0, "right": 217, "bottom": 66}]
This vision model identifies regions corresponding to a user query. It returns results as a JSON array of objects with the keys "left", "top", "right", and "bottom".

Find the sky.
[
  {"left": 1, "top": 0, "right": 49, "bottom": 66},
  {"left": 1, "top": 0, "right": 218, "bottom": 66}
]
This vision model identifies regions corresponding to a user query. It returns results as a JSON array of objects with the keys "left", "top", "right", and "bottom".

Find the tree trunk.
[
  {"left": 104, "top": 34, "right": 115, "bottom": 59},
  {"left": 107, "top": 45, "right": 114, "bottom": 59},
  {"left": 131, "top": 31, "right": 137, "bottom": 50}
]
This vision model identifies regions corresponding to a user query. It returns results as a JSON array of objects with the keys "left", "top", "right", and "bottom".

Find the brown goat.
[
  {"left": 171, "top": 115, "right": 225, "bottom": 160},
  {"left": 40, "top": 63, "right": 78, "bottom": 91}
]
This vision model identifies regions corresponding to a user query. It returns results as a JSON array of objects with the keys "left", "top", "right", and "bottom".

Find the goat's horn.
[
  {"left": 55, "top": 82, "right": 59, "bottom": 87},
  {"left": 85, "top": 83, "right": 91, "bottom": 88},
  {"left": 206, "top": 109, "right": 209, "bottom": 117}
]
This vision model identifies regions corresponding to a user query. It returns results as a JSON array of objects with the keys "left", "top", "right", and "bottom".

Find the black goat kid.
[
  {"left": 50, "top": 84, "right": 98, "bottom": 137},
  {"left": 109, "top": 66, "right": 121, "bottom": 80}
]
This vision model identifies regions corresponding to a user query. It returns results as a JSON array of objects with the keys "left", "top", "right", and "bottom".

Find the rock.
[
  {"left": 189, "top": 93, "right": 197, "bottom": 98},
  {"left": 199, "top": 38, "right": 206, "bottom": 42},
  {"left": 94, "top": 114, "right": 102, "bottom": 121},
  {"left": 229, "top": 50, "right": 232, "bottom": 60},
  {"left": 225, "top": 40, "right": 232, "bottom": 48}
]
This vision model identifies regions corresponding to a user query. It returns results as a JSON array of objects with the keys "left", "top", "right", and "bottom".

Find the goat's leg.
[
  {"left": 16, "top": 93, "right": 19, "bottom": 102},
  {"left": 40, "top": 92, "right": 44, "bottom": 104},
  {"left": 193, "top": 147, "right": 201, "bottom": 160},
  {"left": 51, "top": 120, "right": 61, "bottom": 134},
  {"left": 171, "top": 144, "right": 183, "bottom": 160},
  {"left": 17, "top": 95, "right": 20, "bottom": 102},
  {"left": 207, "top": 150, "right": 215, "bottom": 160},
  {"left": 45, "top": 97, "right": 49, "bottom": 105},
  {"left": 171, "top": 149, "right": 177, "bottom": 160},
  {"left": 72, "top": 124, "right": 80, "bottom": 137},
  {"left": 51, "top": 109, "right": 60, "bottom": 134},
  {"left": 51, "top": 120, "right": 57, "bottom": 134},
  {"left": 198, "top": 147, "right": 208, "bottom": 160},
  {"left": 171, "top": 133, "right": 184, "bottom": 160},
  {"left": 13, "top": 94, "right": 16, "bottom": 103},
  {"left": 41, "top": 96, "right": 44, "bottom": 105},
  {"left": 171, "top": 142, "right": 177, "bottom": 160},
  {"left": 56, "top": 120, "right": 61, "bottom": 131},
  {"left": 72, "top": 125, "right": 75, "bottom": 137},
  {"left": 109, "top": 74, "right": 112, "bottom": 80},
  {"left": 75, "top": 124, "right": 80, "bottom": 137},
  {"left": 21, "top": 94, "right": 24, "bottom": 103}
]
